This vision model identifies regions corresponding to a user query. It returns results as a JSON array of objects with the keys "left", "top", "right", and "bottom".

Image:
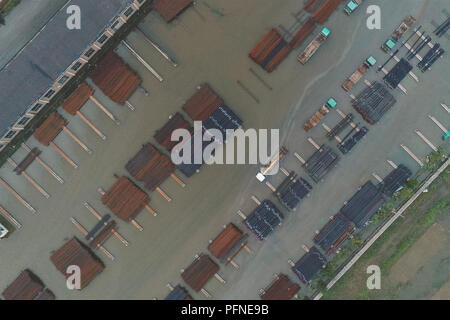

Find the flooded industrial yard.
[{"left": 0, "top": 0, "right": 449, "bottom": 300}]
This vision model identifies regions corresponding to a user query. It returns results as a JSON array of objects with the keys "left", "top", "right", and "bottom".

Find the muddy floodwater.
[{"left": 0, "top": 0, "right": 449, "bottom": 299}]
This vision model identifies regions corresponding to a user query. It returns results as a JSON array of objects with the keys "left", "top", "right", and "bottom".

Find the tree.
[
  {"left": 406, "top": 179, "right": 419, "bottom": 190},
  {"left": 398, "top": 187, "right": 413, "bottom": 200},
  {"left": 424, "top": 147, "right": 446, "bottom": 171}
]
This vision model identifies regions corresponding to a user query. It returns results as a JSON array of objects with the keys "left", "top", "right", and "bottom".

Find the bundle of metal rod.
[
  {"left": 338, "top": 127, "right": 368, "bottom": 154},
  {"left": 327, "top": 114, "right": 353, "bottom": 139},
  {"left": 434, "top": 18, "right": 450, "bottom": 37},
  {"left": 418, "top": 47, "right": 445, "bottom": 72},
  {"left": 407, "top": 35, "right": 431, "bottom": 60},
  {"left": 418, "top": 43, "right": 441, "bottom": 69}
]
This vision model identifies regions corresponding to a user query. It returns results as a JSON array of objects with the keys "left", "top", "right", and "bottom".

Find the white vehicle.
[{"left": 0, "top": 222, "right": 9, "bottom": 239}]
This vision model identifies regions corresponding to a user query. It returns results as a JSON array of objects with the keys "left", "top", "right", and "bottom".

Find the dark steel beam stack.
[
  {"left": 340, "top": 181, "right": 385, "bottom": 228},
  {"left": 203, "top": 105, "right": 243, "bottom": 143},
  {"left": 275, "top": 172, "right": 313, "bottom": 210},
  {"left": 418, "top": 43, "right": 445, "bottom": 72},
  {"left": 380, "top": 164, "right": 412, "bottom": 197},
  {"left": 338, "top": 126, "right": 368, "bottom": 154},
  {"left": 291, "top": 246, "right": 327, "bottom": 284},
  {"left": 244, "top": 200, "right": 284, "bottom": 241},
  {"left": 314, "top": 213, "right": 354, "bottom": 255},
  {"left": 165, "top": 285, "right": 193, "bottom": 300},
  {"left": 353, "top": 81, "right": 396, "bottom": 124},
  {"left": 383, "top": 58, "right": 413, "bottom": 89},
  {"left": 303, "top": 145, "right": 340, "bottom": 182}
]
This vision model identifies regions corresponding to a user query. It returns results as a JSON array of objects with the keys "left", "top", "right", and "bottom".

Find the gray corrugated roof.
[{"left": 0, "top": 0, "right": 128, "bottom": 134}]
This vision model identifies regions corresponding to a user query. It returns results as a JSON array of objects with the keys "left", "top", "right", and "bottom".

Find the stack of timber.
[
  {"left": 208, "top": 223, "right": 246, "bottom": 261},
  {"left": 34, "top": 112, "right": 67, "bottom": 146},
  {"left": 289, "top": 18, "right": 317, "bottom": 49},
  {"left": 182, "top": 84, "right": 223, "bottom": 122},
  {"left": 181, "top": 254, "right": 220, "bottom": 292},
  {"left": 152, "top": 0, "right": 193, "bottom": 22},
  {"left": 380, "top": 164, "right": 412, "bottom": 197},
  {"left": 101, "top": 176, "right": 150, "bottom": 221},
  {"left": 50, "top": 237, "right": 105, "bottom": 290},
  {"left": 383, "top": 58, "right": 413, "bottom": 89},
  {"left": 275, "top": 172, "right": 312, "bottom": 211},
  {"left": 125, "top": 143, "right": 174, "bottom": 191},
  {"left": 340, "top": 181, "right": 385, "bottom": 228},
  {"left": 314, "top": 213, "right": 354, "bottom": 254},
  {"left": 353, "top": 82, "right": 396, "bottom": 124},
  {"left": 244, "top": 200, "right": 284, "bottom": 241},
  {"left": 154, "top": 113, "right": 193, "bottom": 152},
  {"left": 14, "top": 147, "right": 41, "bottom": 174},
  {"left": 62, "top": 83, "right": 94, "bottom": 115},
  {"left": 311, "top": 0, "right": 342, "bottom": 24},
  {"left": 249, "top": 28, "right": 292, "bottom": 72},
  {"left": 90, "top": 51, "right": 141, "bottom": 105},
  {"left": 203, "top": 104, "right": 243, "bottom": 143},
  {"left": 304, "top": 145, "right": 340, "bottom": 182},
  {"left": 2, "top": 270, "right": 54, "bottom": 300},
  {"left": 165, "top": 285, "right": 193, "bottom": 300},
  {"left": 260, "top": 274, "right": 300, "bottom": 300},
  {"left": 291, "top": 246, "right": 327, "bottom": 284},
  {"left": 304, "top": 0, "right": 327, "bottom": 13}
]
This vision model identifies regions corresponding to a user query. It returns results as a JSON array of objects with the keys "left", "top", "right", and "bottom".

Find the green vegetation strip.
[
  {"left": 1, "top": 0, "right": 21, "bottom": 14},
  {"left": 321, "top": 164, "right": 450, "bottom": 299}
]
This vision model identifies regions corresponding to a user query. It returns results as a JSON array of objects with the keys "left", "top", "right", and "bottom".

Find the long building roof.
[{"left": 0, "top": 0, "right": 128, "bottom": 134}]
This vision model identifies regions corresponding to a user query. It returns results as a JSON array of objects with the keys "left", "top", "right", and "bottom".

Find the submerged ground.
[{"left": 0, "top": 0, "right": 449, "bottom": 299}]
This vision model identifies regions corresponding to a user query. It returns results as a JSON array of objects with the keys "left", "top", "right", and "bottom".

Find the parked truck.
[
  {"left": 303, "top": 98, "right": 337, "bottom": 131},
  {"left": 382, "top": 16, "right": 416, "bottom": 52},
  {"left": 298, "top": 27, "right": 330, "bottom": 64},
  {"left": 342, "top": 56, "right": 376, "bottom": 91},
  {"left": 344, "top": 0, "right": 363, "bottom": 15}
]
